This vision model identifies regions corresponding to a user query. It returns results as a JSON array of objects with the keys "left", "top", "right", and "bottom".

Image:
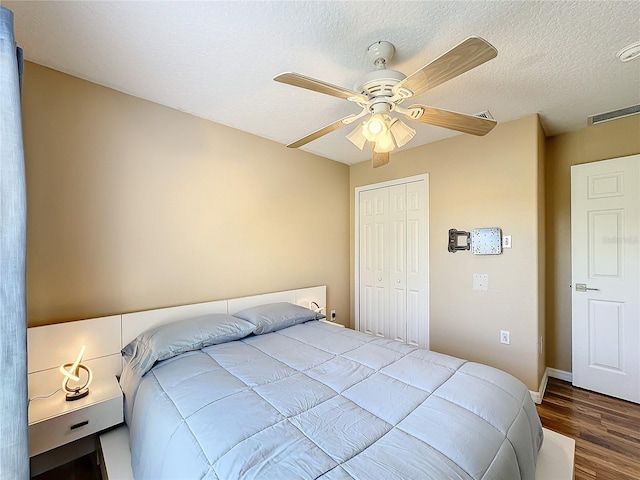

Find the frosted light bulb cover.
[
  {"left": 390, "top": 119, "right": 416, "bottom": 147},
  {"left": 346, "top": 124, "right": 367, "bottom": 150},
  {"left": 362, "top": 113, "right": 389, "bottom": 142},
  {"left": 373, "top": 133, "right": 395, "bottom": 153}
]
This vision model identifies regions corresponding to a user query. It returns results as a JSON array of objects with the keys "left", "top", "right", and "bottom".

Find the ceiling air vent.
[
  {"left": 588, "top": 104, "right": 640, "bottom": 126},
  {"left": 474, "top": 111, "right": 494, "bottom": 120}
]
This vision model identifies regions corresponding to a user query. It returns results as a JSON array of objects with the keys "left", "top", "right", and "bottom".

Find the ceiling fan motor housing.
[{"left": 354, "top": 69, "right": 406, "bottom": 99}]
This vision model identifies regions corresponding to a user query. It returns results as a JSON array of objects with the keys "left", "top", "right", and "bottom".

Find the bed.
[{"left": 119, "top": 296, "right": 544, "bottom": 479}]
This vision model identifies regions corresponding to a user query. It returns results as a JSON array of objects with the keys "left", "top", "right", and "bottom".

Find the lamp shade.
[
  {"left": 389, "top": 119, "right": 416, "bottom": 147},
  {"left": 372, "top": 132, "right": 395, "bottom": 153},
  {"left": 346, "top": 124, "right": 367, "bottom": 150}
]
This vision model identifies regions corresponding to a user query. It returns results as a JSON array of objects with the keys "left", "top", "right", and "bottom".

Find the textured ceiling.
[{"left": 5, "top": 0, "right": 640, "bottom": 165}]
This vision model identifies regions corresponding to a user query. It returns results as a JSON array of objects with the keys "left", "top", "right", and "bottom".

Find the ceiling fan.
[{"left": 275, "top": 37, "right": 498, "bottom": 167}]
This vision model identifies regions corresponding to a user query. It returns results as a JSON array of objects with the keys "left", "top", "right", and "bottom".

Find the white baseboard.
[
  {"left": 529, "top": 367, "right": 573, "bottom": 404},
  {"left": 529, "top": 368, "right": 549, "bottom": 404},
  {"left": 547, "top": 368, "right": 573, "bottom": 383}
]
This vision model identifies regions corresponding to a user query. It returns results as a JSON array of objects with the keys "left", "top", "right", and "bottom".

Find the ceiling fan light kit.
[
  {"left": 366, "top": 117, "right": 394, "bottom": 153},
  {"left": 275, "top": 36, "right": 498, "bottom": 167}
]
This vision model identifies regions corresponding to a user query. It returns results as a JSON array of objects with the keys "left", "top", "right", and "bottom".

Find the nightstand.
[{"left": 29, "top": 375, "right": 123, "bottom": 458}]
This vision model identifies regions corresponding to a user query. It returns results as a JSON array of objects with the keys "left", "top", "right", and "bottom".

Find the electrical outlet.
[
  {"left": 503, "top": 235, "right": 512, "bottom": 249},
  {"left": 330, "top": 310, "right": 336, "bottom": 320},
  {"left": 500, "top": 330, "right": 510, "bottom": 345}
]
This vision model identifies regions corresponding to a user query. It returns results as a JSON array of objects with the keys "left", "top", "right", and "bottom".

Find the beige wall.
[
  {"left": 25, "top": 58, "right": 636, "bottom": 386},
  {"left": 544, "top": 115, "right": 640, "bottom": 372},
  {"left": 22, "top": 62, "right": 350, "bottom": 327},
  {"left": 537, "top": 122, "right": 546, "bottom": 383},
  {"left": 350, "top": 115, "right": 544, "bottom": 390}
]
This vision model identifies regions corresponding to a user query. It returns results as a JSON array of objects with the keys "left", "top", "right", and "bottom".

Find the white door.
[
  {"left": 571, "top": 154, "right": 640, "bottom": 403},
  {"left": 357, "top": 176, "right": 429, "bottom": 348}
]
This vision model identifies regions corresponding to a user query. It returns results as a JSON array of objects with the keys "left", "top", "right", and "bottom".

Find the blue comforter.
[{"left": 125, "top": 321, "right": 543, "bottom": 479}]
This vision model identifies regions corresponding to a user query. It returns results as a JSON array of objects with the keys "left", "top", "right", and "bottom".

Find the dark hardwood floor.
[
  {"left": 536, "top": 378, "right": 640, "bottom": 480},
  {"left": 32, "top": 452, "right": 101, "bottom": 480}
]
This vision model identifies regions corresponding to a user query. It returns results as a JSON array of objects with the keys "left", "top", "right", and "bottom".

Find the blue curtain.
[{"left": 0, "top": 6, "right": 29, "bottom": 479}]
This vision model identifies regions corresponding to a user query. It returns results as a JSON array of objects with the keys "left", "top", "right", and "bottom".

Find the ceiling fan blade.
[
  {"left": 372, "top": 145, "right": 389, "bottom": 168},
  {"left": 287, "top": 114, "right": 357, "bottom": 149},
  {"left": 393, "top": 37, "right": 497, "bottom": 98},
  {"left": 407, "top": 105, "right": 497, "bottom": 136},
  {"left": 275, "top": 72, "right": 368, "bottom": 102}
]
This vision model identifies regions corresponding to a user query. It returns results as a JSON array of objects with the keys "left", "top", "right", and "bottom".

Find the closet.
[{"left": 356, "top": 175, "right": 429, "bottom": 348}]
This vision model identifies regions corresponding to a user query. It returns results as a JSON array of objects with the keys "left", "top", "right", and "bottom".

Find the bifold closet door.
[
  {"left": 388, "top": 184, "right": 407, "bottom": 343},
  {"left": 358, "top": 179, "right": 428, "bottom": 347},
  {"left": 389, "top": 181, "right": 428, "bottom": 346},
  {"left": 359, "top": 186, "right": 389, "bottom": 338}
]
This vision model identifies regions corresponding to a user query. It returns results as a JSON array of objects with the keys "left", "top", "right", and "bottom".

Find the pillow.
[
  {"left": 232, "top": 302, "right": 325, "bottom": 335},
  {"left": 121, "top": 313, "right": 255, "bottom": 378}
]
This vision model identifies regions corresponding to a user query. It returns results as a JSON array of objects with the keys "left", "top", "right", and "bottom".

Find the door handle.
[{"left": 575, "top": 283, "right": 600, "bottom": 292}]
